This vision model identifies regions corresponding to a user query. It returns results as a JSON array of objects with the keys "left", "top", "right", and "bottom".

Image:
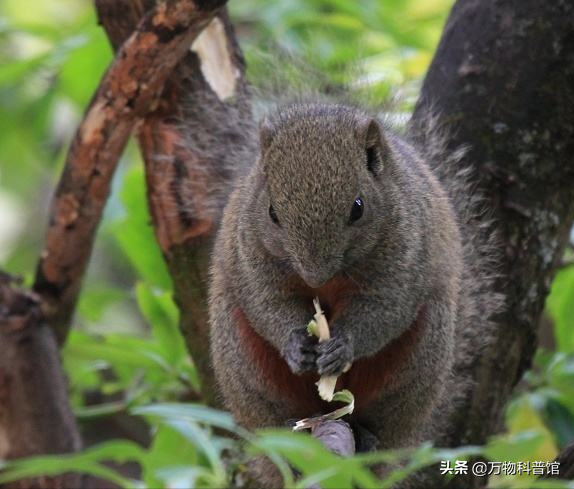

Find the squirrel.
[{"left": 208, "top": 102, "right": 501, "bottom": 486}]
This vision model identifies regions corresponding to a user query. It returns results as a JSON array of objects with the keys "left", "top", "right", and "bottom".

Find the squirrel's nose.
[{"left": 296, "top": 264, "right": 336, "bottom": 289}]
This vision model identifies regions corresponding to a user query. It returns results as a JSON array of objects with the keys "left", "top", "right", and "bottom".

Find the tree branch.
[
  {"left": 95, "top": 0, "right": 254, "bottom": 405},
  {"left": 412, "top": 0, "right": 574, "bottom": 486},
  {"left": 0, "top": 273, "right": 82, "bottom": 489},
  {"left": 34, "top": 0, "right": 227, "bottom": 344},
  {"left": 546, "top": 441, "right": 574, "bottom": 481}
]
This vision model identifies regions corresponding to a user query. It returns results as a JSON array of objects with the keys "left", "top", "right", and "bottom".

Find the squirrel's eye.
[
  {"left": 269, "top": 205, "right": 280, "bottom": 225},
  {"left": 349, "top": 197, "right": 364, "bottom": 223}
]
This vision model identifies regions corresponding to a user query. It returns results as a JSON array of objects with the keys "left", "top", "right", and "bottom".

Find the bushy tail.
[{"left": 408, "top": 113, "right": 505, "bottom": 444}]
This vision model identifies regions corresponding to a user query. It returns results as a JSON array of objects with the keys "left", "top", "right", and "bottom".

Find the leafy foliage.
[
  {"left": 0, "top": 0, "right": 573, "bottom": 487},
  {"left": 546, "top": 261, "right": 574, "bottom": 354}
]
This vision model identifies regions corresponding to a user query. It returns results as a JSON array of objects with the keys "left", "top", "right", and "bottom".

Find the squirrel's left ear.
[{"left": 355, "top": 115, "right": 390, "bottom": 177}]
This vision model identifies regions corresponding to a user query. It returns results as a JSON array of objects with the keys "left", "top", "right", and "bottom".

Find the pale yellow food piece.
[
  {"left": 311, "top": 298, "right": 351, "bottom": 402},
  {"left": 293, "top": 389, "right": 355, "bottom": 431},
  {"left": 317, "top": 375, "right": 338, "bottom": 402},
  {"left": 294, "top": 299, "right": 355, "bottom": 431},
  {"left": 312, "top": 297, "right": 331, "bottom": 341}
]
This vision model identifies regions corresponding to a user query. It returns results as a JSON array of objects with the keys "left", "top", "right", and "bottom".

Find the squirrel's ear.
[
  {"left": 355, "top": 116, "right": 389, "bottom": 177},
  {"left": 259, "top": 117, "right": 276, "bottom": 154}
]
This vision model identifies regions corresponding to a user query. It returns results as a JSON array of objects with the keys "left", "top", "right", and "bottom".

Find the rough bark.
[
  {"left": 95, "top": 0, "right": 253, "bottom": 405},
  {"left": 411, "top": 0, "right": 574, "bottom": 486},
  {"left": 546, "top": 441, "right": 574, "bottom": 481},
  {"left": 33, "top": 0, "right": 227, "bottom": 344},
  {"left": 0, "top": 273, "right": 82, "bottom": 489}
]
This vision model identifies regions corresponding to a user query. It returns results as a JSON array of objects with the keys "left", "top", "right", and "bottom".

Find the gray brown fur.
[{"left": 208, "top": 103, "right": 499, "bottom": 486}]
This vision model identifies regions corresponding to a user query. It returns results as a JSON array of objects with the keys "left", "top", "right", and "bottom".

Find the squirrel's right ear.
[
  {"left": 355, "top": 116, "right": 389, "bottom": 177},
  {"left": 259, "top": 117, "right": 276, "bottom": 155}
]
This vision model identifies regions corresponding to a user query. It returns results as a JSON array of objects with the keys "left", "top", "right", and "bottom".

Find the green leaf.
[
  {"left": 137, "top": 406, "right": 235, "bottom": 488},
  {"left": 143, "top": 424, "right": 200, "bottom": 488},
  {"left": 0, "top": 441, "right": 145, "bottom": 488},
  {"left": 545, "top": 266, "right": 574, "bottom": 353},
  {"left": 355, "top": 443, "right": 480, "bottom": 489},
  {"left": 307, "top": 319, "right": 319, "bottom": 336},
  {"left": 545, "top": 354, "right": 574, "bottom": 415},
  {"left": 252, "top": 430, "right": 354, "bottom": 489},
  {"left": 110, "top": 166, "right": 172, "bottom": 290},
  {"left": 57, "top": 29, "right": 111, "bottom": 106},
  {"left": 485, "top": 431, "right": 546, "bottom": 462},
  {"left": 77, "top": 284, "right": 127, "bottom": 322},
  {"left": 65, "top": 332, "right": 171, "bottom": 373},
  {"left": 542, "top": 398, "right": 574, "bottom": 450},
  {"left": 154, "top": 466, "right": 219, "bottom": 489},
  {"left": 161, "top": 419, "right": 227, "bottom": 477},
  {"left": 332, "top": 389, "right": 354, "bottom": 404},
  {"left": 296, "top": 467, "right": 341, "bottom": 489},
  {"left": 133, "top": 403, "right": 244, "bottom": 437},
  {"left": 0, "top": 53, "right": 50, "bottom": 86},
  {"left": 135, "top": 281, "right": 187, "bottom": 364}
]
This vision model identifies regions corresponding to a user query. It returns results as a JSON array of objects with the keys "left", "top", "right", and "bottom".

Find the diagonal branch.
[{"left": 34, "top": 0, "right": 227, "bottom": 344}]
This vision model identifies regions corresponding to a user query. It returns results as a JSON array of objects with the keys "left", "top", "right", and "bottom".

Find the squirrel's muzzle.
[{"left": 295, "top": 259, "right": 341, "bottom": 289}]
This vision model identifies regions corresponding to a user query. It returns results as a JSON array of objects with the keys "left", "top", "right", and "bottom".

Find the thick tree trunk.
[{"left": 412, "top": 0, "right": 574, "bottom": 486}]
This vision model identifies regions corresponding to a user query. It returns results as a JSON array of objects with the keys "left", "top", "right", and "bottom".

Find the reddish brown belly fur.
[{"left": 233, "top": 276, "right": 426, "bottom": 418}]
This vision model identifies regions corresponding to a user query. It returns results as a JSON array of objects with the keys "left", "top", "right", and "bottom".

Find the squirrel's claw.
[
  {"left": 316, "top": 335, "right": 353, "bottom": 376},
  {"left": 283, "top": 327, "right": 317, "bottom": 374}
]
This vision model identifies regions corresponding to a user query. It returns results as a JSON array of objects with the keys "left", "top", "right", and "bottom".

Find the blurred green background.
[{"left": 1, "top": 0, "right": 573, "bottom": 487}]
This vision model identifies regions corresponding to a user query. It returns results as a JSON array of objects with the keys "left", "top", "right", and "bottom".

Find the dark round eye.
[
  {"left": 269, "top": 205, "right": 280, "bottom": 225},
  {"left": 349, "top": 197, "right": 364, "bottom": 223}
]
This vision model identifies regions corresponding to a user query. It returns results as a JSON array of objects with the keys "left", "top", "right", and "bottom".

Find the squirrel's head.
[{"left": 252, "top": 104, "right": 396, "bottom": 289}]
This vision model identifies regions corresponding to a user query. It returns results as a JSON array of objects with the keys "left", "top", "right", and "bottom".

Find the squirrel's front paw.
[
  {"left": 316, "top": 334, "right": 353, "bottom": 376},
  {"left": 283, "top": 327, "right": 317, "bottom": 375}
]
